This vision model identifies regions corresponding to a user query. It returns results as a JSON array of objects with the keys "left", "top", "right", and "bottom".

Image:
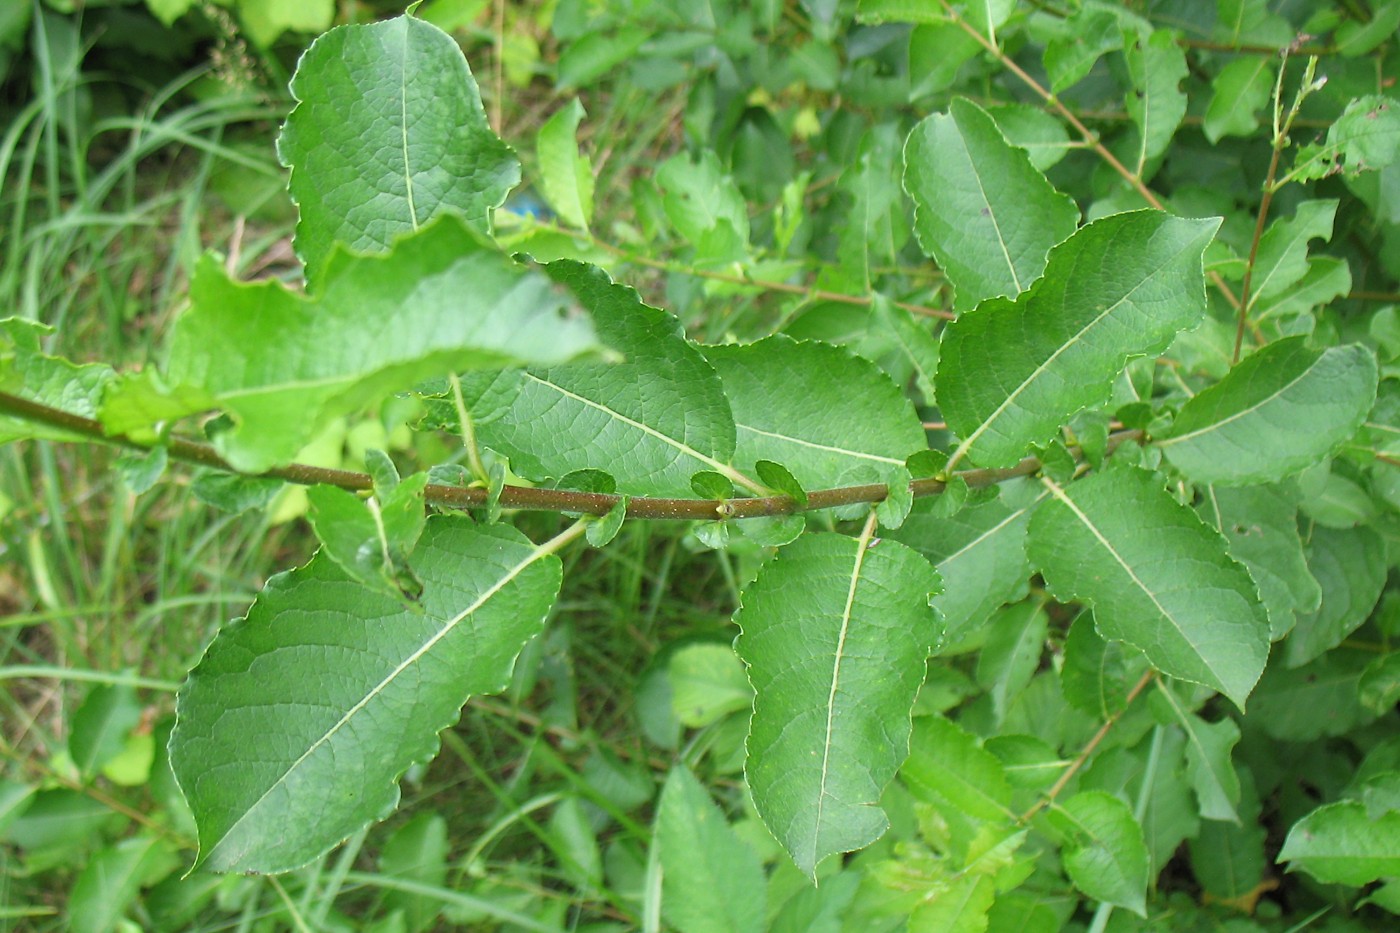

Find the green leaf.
[
  {"left": 755, "top": 459, "right": 809, "bottom": 506},
  {"left": 1043, "top": 6, "right": 1123, "bottom": 93},
  {"left": 1199, "top": 484, "right": 1321, "bottom": 639},
  {"left": 537, "top": 98, "right": 594, "bottom": 230},
  {"left": 669, "top": 643, "right": 753, "bottom": 728},
  {"left": 889, "top": 496, "right": 1034, "bottom": 645},
  {"left": 985, "top": 102, "right": 1075, "bottom": 171},
  {"left": 1291, "top": 96, "right": 1400, "bottom": 182},
  {"left": 871, "top": 295, "right": 939, "bottom": 407},
  {"left": 68, "top": 683, "right": 144, "bottom": 779},
  {"left": 903, "top": 97, "right": 1078, "bottom": 312},
  {"left": 170, "top": 518, "right": 566, "bottom": 873},
  {"left": 1177, "top": 710, "right": 1242, "bottom": 823},
  {"left": 655, "top": 151, "right": 750, "bottom": 265},
  {"left": 1334, "top": 0, "right": 1400, "bottom": 57},
  {"left": 1285, "top": 525, "right": 1387, "bottom": 668},
  {"left": 734, "top": 532, "right": 942, "bottom": 877},
  {"left": 112, "top": 218, "right": 600, "bottom": 473},
  {"left": 278, "top": 15, "right": 517, "bottom": 281},
  {"left": 1060, "top": 611, "right": 1149, "bottom": 719},
  {"left": 238, "top": 0, "right": 334, "bottom": 47},
  {"left": 585, "top": 496, "right": 627, "bottom": 547},
  {"left": 456, "top": 260, "right": 737, "bottom": 497},
  {"left": 1279, "top": 801, "right": 1400, "bottom": 886},
  {"left": 68, "top": 834, "right": 176, "bottom": 933},
  {"left": 1246, "top": 200, "right": 1338, "bottom": 309},
  {"left": 1028, "top": 465, "right": 1269, "bottom": 708},
  {"left": 656, "top": 767, "right": 766, "bottom": 933},
  {"left": 1204, "top": 57, "right": 1274, "bottom": 143},
  {"left": 0, "top": 318, "right": 114, "bottom": 445},
  {"left": 1158, "top": 339, "right": 1378, "bottom": 485},
  {"left": 556, "top": 27, "right": 649, "bottom": 89},
  {"left": 378, "top": 812, "right": 448, "bottom": 933},
  {"left": 974, "top": 600, "right": 1048, "bottom": 726},
  {"left": 1252, "top": 648, "right": 1373, "bottom": 741},
  {"left": 908, "top": 22, "right": 982, "bottom": 99},
  {"left": 834, "top": 125, "right": 907, "bottom": 289},
  {"left": 1050, "top": 791, "right": 1149, "bottom": 916},
  {"left": 910, "top": 874, "right": 995, "bottom": 932},
  {"left": 703, "top": 336, "right": 925, "bottom": 491},
  {"left": 902, "top": 714, "right": 1014, "bottom": 826},
  {"left": 1124, "top": 29, "right": 1188, "bottom": 167},
  {"left": 1189, "top": 769, "right": 1267, "bottom": 903},
  {"left": 306, "top": 475, "right": 428, "bottom": 601},
  {"left": 939, "top": 211, "right": 1220, "bottom": 469}
]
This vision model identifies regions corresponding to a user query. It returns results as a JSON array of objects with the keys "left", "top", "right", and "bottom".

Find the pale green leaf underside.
[
  {"left": 278, "top": 14, "right": 518, "bottom": 281},
  {"left": 1159, "top": 339, "right": 1377, "bottom": 485},
  {"left": 0, "top": 318, "right": 114, "bottom": 445},
  {"left": 126, "top": 218, "right": 600, "bottom": 473},
  {"left": 939, "top": 211, "right": 1220, "bottom": 468},
  {"left": 170, "top": 518, "right": 563, "bottom": 873},
  {"left": 734, "top": 533, "right": 941, "bottom": 877},
  {"left": 1279, "top": 801, "right": 1400, "bottom": 886},
  {"left": 904, "top": 97, "right": 1078, "bottom": 312},
  {"left": 1028, "top": 466, "right": 1269, "bottom": 708},
  {"left": 459, "top": 261, "right": 737, "bottom": 497},
  {"left": 703, "top": 336, "right": 926, "bottom": 491}
]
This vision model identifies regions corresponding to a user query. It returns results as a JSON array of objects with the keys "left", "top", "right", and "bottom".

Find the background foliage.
[{"left": 2, "top": 0, "right": 1400, "bottom": 931}]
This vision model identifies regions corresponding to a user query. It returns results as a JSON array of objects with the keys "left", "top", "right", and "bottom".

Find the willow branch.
[{"left": 0, "top": 390, "right": 1140, "bottom": 521}]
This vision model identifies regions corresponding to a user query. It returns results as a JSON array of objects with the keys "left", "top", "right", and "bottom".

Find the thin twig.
[
  {"left": 0, "top": 390, "right": 1141, "bottom": 521},
  {"left": 1020, "top": 669, "right": 1155, "bottom": 823}
]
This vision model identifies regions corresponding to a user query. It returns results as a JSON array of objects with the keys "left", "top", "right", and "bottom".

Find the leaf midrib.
[
  {"left": 957, "top": 229, "right": 1202, "bottom": 463},
  {"left": 1157, "top": 352, "right": 1319, "bottom": 448},
  {"left": 1045, "top": 480, "right": 1227, "bottom": 692}
]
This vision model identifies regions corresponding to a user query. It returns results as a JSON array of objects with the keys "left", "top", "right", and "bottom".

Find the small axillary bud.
[{"left": 715, "top": 500, "right": 736, "bottom": 519}]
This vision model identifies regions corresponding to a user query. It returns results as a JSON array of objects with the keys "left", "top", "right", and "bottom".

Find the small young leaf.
[
  {"left": 278, "top": 15, "right": 518, "bottom": 281},
  {"left": 691, "top": 470, "right": 734, "bottom": 500},
  {"left": 1291, "top": 96, "right": 1400, "bottom": 182},
  {"left": 939, "top": 211, "right": 1220, "bottom": 469},
  {"left": 734, "top": 533, "right": 942, "bottom": 877},
  {"left": 975, "top": 600, "right": 1048, "bottom": 727},
  {"left": 170, "top": 518, "right": 566, "bottom": 873},
  {"left": 585, "top": 496, "right": 627, "bottom": 547},
  {"left": 656, "top": 767, "right": 766, "bottom": 933},
  {"left": 1158, "top": 339, "right": 1378, "bottom": 485},
  {"left": 1043, "top": 6, "right": 1123, "bottom": 92},
  {"left": 1246, "top": 200, "right": 1338, "bottom": 308},
  {"left": 1279, "top": 801, "right": 1400, "bottom": 886},
  {"left": 704, "top": 336, "right": 925, "bottom": 490},
  {"left": 903, "top": 97, "right": 1078, "bottom": 311},
  {"left": 536, "top": 98, "right": 594, "bottom": 230},
  {"left": 1028, "top": 466, "right": 1269, "bottom": 708},
  {"left": 1050, "top": 791, "right": 1149, "bottom": 916},
  {"left": 755, "top": 460, "right": 808, "bottom": 506}
]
